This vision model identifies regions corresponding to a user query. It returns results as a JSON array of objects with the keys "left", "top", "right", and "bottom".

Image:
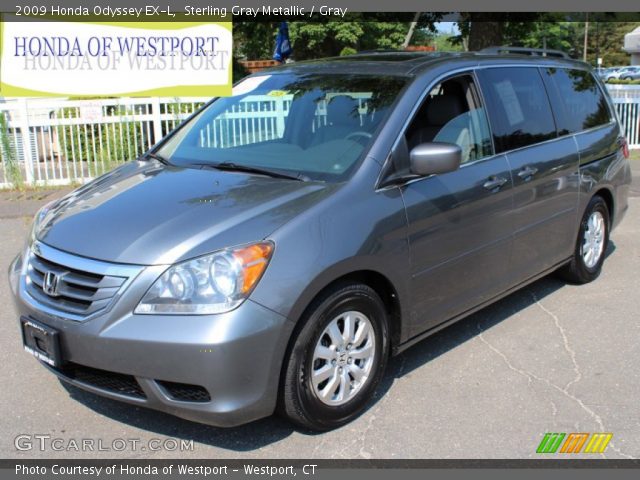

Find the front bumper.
[{"left": 9, "top": 247, "right": 294, "bottom": 428}]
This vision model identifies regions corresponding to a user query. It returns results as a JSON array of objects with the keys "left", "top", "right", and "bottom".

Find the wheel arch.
[
  {"left": 592, "top": 187, "right": 615, "bottom": 226},
  {"left": 275, "top": 267, "right": 404, "bottom": 416},
  {"left": 288, "top": 268, "right": 403, "bottom": 352}
]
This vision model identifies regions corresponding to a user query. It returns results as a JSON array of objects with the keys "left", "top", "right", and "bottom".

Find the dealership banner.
[{"left": 0, "top": 18, "right": 232, "bottom": 96}]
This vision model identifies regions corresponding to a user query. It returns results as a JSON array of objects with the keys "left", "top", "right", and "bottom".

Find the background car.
[
  {"left": 598, "top": 67, "right": 620, "bottom": 81},
  {"left": 605, "top": 66, "right": 640, "bottom": 82},
  {"left": 621, "top": 69, "right": 640, "bottom": 81}
]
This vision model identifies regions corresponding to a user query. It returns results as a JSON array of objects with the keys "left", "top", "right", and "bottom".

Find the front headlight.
[{"left": 135, "top": 242, "right": 273, "bottom": 315}]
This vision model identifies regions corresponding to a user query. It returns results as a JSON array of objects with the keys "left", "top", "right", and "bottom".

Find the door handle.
[
  {"left": 517, "top": 166, "right": 538, "bottom": 179},
  {"left": 483, "top": 176, "right": 508, "bottom": 191}
]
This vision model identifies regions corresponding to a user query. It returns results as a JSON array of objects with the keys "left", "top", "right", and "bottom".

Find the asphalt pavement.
[{"left": 0, "top": 162, "right": 638, "bottom": 459}]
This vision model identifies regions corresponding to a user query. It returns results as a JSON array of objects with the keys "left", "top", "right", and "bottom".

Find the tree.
[
  {"left": 516, "top": 19, "right": 638, "bottom": 66},
  {"left": 234, "top": 22, "right": 279, "bottom": 59},
  {"left": 233, "top": 16, "right": 442, "bottom": 61},
  {"left": 233, "top": 16, "right": 638, "bottom": 66},
  {"left": 454, "top": 13, "right": 544, "bottom": 51},
  {"left": 287, "top": 21, "right": 411, "bottom": 58},
  {"left": 586, "top": 21, "right": 639, "bottom": 66}
]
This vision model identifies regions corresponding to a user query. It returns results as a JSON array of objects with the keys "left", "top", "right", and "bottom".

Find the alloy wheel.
[{"left": 310, "top": 311, "right": 376, "bottom": 406}]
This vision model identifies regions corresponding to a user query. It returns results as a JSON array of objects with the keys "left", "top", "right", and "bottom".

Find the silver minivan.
[{"left": 10, "top": 51, "right": 632, "bottom": 430}]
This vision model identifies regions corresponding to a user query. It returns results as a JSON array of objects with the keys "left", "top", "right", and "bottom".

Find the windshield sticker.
[
  {"left": 266, "top": 90, "right": 289, "bottom": 97},
  {"left": 495, "top": 80, "right": 525, "bottom": 126}
]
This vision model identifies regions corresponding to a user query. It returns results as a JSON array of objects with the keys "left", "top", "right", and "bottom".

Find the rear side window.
[
  {"left": 478, "top": 67, "right": 557, "bottom": 153},
  {"left": 542, "top": 68, "right": 612, "bottom": 134}
]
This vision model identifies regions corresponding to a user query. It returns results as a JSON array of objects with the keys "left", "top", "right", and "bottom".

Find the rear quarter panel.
[{"left": 574, "top": 123, "right": 631, "bottom": 231}]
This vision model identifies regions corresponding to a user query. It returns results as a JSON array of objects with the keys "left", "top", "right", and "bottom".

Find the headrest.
[
  {"left": 326, "top": 95, "right": 360, "bottom": 127},
  {"left": 426, "top": 95, "right": 465, "bottom": 126}
]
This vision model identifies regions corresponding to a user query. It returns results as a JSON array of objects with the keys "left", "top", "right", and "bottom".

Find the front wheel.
[
  {"left": 279, "top": 283, "right": 389, "bottom": 431},
  {"left": 558, "top": 195, "right": 610, "bottom": 284}
]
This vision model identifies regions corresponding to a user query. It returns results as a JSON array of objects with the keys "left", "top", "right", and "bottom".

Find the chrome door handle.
[
  {"left": 517, "top": 166, "right": 538, "bottom": 179},
  {"left": 483, "top": 176, "right": 508, "bottom": 191}
]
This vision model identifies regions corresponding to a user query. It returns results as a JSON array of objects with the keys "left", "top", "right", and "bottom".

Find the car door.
[
  {"left": 477, "top": 67, "right": 580, "bottom": 285},
  {"left": 396, "top": 73, "right": 515, "bottom": 337}
]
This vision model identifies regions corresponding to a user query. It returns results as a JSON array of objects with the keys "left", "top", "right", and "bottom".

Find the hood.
[{"left": 37, "top": 160, "right": 334, "bottom": 265}]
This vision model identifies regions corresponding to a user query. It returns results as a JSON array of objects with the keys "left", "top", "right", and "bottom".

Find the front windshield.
[{"left": 157, "top": 72, "right": 407, "bottom": 181}]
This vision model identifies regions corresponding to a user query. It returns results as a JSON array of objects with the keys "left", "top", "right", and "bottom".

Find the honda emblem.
[{"left": 42, "top": 271, "right": 62, "bottom": 297}]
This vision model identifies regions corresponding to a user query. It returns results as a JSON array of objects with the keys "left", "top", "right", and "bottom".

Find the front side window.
[
  {"left": 543, "top": 68, "right": 612, "bottom": 134},
  {"left": 157, "top": 73, "right": 407, "bottom": 182},
  {"left": 478, "top": 67, "right": 557, "bottom": 153},
  {"left": 405, "top": 74, "right": 493, "bottom": 165}
]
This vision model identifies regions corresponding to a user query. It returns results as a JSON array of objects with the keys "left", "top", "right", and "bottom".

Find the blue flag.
[{"left": 273, "top": 22, "right": 292, "bottom": 63}]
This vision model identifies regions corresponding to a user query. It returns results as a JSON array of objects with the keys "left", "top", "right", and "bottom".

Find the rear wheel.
[
  {"left": 279, "top": 283, "right": 389, "bottom": 431},
  {"left": 558, "top": 195, "right": 610, "bottom": 284}
]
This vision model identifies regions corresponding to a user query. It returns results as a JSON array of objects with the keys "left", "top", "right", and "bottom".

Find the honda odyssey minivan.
[{"left": 9, "top": 51, "right": 631, "bottom": 431}]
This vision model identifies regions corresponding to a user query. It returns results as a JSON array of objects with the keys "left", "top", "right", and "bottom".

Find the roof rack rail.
[
  {"left": 479, "top": 46, "right": 569, "bottom": 59},
  {"left": 353, "top": 49, "right": 406, "bottom": 55}
]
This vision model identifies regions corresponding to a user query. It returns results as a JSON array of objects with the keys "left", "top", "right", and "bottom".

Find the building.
[{"left": 624, "top": 26, "right": 640, "bottom": 65}]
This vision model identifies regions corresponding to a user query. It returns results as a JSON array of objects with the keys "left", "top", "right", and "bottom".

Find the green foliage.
[
  {"left": 233, "top": 22, "right": 279, "bottom": 60},
  {"left": 519, "top": 20, "right": 640, "bottom": 66},
  {"left": 433, "top": 34, "right": 464, "bottom": 52},
  {"left": 412, "top": 28, "right": 438, "bottom": 47},
  {"left": 585, "top": 21, "right": 640, "bottom": 67},
  {"left": 0, "top": 112, "right": 24, "bottom": 189},
  {"left": 233, "top": 18, "right": 638, "bottom": 67},
  {"left": 234, "top": 21, "right": 412, "bottom": 60},
  {"left": 340, "top": 47, "right": 357, "bottom": 56},
  {"left": 607, "top": 78, "right": 640, "bottom": 85},
  {"left": 452, "top": 14, "right": 546, "bottom": 51}
]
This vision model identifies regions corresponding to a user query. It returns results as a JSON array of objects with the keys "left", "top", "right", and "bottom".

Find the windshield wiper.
[
  {"left": 193, "top": 162, "right": 309, "bottom": 182},
  {"left": 142, "top": 151, "right": 171, "bottom": 165}
]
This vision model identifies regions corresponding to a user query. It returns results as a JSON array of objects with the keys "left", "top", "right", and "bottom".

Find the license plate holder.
[{"left": 20, "top": 317, "right": 62, "bottom": 368}]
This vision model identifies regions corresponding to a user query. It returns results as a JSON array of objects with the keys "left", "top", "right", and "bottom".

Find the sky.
[{"left": 435, "top": 21, "right": 460, "bottom": 35}]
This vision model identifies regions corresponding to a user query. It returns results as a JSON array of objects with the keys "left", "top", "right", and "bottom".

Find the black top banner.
[{"left": 3, "top": 0, "right": 640, "bottom": 13}]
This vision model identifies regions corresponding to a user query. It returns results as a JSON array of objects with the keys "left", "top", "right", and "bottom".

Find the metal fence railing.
[
  {"left": 608, "top": 85, "right": 640, "bottom": 149},
  {"left": 1, "top": 87, "right": 639, "bottom": 189}
]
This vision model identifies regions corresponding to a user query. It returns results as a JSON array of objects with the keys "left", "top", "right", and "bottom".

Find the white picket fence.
[
  {"left": 0, "top": 86, "right": 639, "bottom": 189},
  {"left": 0, "top": 97, "right": 208, "bottom": 189},
  {"left": 608, "top": 85, "right": 640, "bottom": 149}
]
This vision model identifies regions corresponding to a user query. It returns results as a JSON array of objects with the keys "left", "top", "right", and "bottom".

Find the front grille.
[
  {"left": 157, "top": 380, "right": 211, "bottom": 403},
  {"left": 25, "top": 251, "right": 127, "bottom": 318},
  {"left": 57, "top": 362, "right": 146, "bottom": 399}
]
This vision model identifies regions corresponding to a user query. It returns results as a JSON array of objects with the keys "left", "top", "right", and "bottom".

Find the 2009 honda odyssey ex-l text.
[{"left": 9, "top": 51, "right": 631, "bottom": 430}]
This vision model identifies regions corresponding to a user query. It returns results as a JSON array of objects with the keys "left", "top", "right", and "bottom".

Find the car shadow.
[{"left": 59, "top": 242, "right": 616, "bottom": 451}]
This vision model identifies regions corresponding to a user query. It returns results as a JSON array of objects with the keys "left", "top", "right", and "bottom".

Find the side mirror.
[{"left": 409, "top": 142, "right": 462, "bottom": 176}]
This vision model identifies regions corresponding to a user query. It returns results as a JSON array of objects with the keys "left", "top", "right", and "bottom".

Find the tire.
[
  {"left": 558, "top": 195, "right": 610, "bottom": 284},
  {"left": 279, "top": 283, "right": 390, "bottom": 431}
]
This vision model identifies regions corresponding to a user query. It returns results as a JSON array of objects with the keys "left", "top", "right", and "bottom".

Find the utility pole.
[
  {"left": 583, "top": 13, "right": 589, "bottom": 62},
  {"left": 595, "top": 22, "right": 600, "bottom": 68},
  {"left": 402, "top": 12, "right": 421, "bottom": 49}
]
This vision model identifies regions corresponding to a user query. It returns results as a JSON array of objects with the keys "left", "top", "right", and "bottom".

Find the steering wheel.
[{"left": 345, "top": 131, "right": 373, "bottom": 142}]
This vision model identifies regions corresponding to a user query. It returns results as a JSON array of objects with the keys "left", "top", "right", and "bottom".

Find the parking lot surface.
[{"left": 1, "top": 162, "right": 638, "bottom": 459}]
